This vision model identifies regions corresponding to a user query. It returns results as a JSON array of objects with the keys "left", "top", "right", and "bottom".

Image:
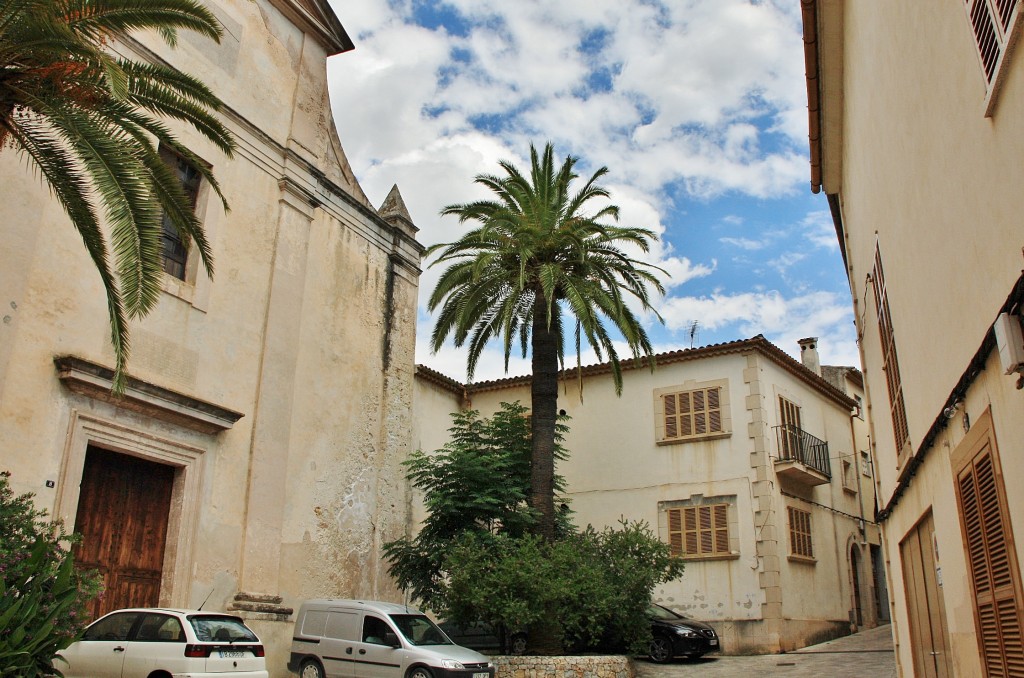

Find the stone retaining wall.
[{"left": 491, "top": 655, "right": 633, "bottom": 678}]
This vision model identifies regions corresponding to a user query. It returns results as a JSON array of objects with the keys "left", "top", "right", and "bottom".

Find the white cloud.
[
  {"left": 720, "top": 236, "right": 766, "bottom": 251},
  {"left": 325, "top": 0, "right": 856, "bottom": 378},
  {"left": 657, "top": 289, "right": 856, "bottom": 365}
]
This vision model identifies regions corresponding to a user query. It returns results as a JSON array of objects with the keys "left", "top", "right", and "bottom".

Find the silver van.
[{"left": 288, "top": 599, "right": 497, "bottom": 678}]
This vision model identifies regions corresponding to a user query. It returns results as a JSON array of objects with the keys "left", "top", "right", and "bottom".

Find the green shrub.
[
  {"left": 0, "top": 472, "right": 100, "bottom": 677},
  {"left": 439, "top": 521, "right": 684, "bottom": 655},
  {"left": 386, "top": 404, "right": 683, "bottom": 655}
]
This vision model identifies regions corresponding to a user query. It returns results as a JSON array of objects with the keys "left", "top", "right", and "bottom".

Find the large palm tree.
[
  {"left": 0, "top": 0, "right": 236, "bottom": 391},
  {"left": 429, "top": 142, "right": 666, "bottom": 542}
]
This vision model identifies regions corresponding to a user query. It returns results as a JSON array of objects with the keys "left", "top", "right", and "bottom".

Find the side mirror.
[{"left": 384, "top": 632, "right": 401, "bottom": 648}]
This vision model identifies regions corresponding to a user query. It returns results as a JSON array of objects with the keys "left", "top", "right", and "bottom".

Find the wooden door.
[
  {"left": 900, "top": 511, "right": 953, "bottom": 678},
  {"left": 851, "top": 545, "right": 863, "bottom": 627},
  {"left": 74, "top": 446, "right": 174, "bottom": 619}
]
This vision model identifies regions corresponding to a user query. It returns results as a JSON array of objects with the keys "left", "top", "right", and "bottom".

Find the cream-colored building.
[
  {"left": 0, "top": 1, "right": 421, "bottom": 675},
  {"left": 414, "top": 336, "right": 886, "bottom": 654},
  {"left": 803, "top": 1, "right": 1024, "bottom": 675}
]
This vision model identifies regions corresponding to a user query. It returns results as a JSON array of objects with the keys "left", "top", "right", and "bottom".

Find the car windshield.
[
  {"left": 188, "top": 615, "right": 259, "bottom": 643},
  {"left": 389, "top": 614, "right": 453, "bottom": 646},
  {"left": 647, "top": 604, "right": 686, "bottom": 621}
]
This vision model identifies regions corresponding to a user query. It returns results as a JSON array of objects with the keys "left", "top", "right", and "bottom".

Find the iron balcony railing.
[{"left": 773, "top": 424, "right": 831, "bottom": 478}]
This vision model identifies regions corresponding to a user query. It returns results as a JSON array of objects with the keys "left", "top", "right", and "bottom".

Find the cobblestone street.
[{"left": 633, "top": 625, "right": 897, "bottom": 678}]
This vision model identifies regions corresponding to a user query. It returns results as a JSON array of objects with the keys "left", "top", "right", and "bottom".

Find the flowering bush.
[{"left": 0, "top": 471, "right": 100, "bottom": 677}]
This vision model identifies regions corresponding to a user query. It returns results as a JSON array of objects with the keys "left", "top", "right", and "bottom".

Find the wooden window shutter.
[
  {"left": 713, "top": 504, "right": 729, "bottom": 553},
  {"left": 682, "top": 507, "right": 698, "bottom": 555},
  {"left": 664, "top": 395, "right": 678, "bottom": 439},
  {"left": 692, "top": 390, "right": 706, "bottom": 435},
  {"left": 667, "top": 508, "right": 684, "bottom": 557},
  {"left": 662, "top": 387, "right": 723, "bottom": 441},
  {"left": 679, "top": 392, "right": 693, "bottom": 436},
  {"left": 698, "top": 506, "right": 713, "bottom": 553},
  {"left": 957, "top": 442, "right": 1024, "bottom": 674},
  {"left": 674, "top": 504, "right": 730, "bottom": 557},
  {"left": 969, "top": 0, "right": 1003, "bottom": 81},
  {"left": 788, "top": 506, "right": 814, "bottom": 559},
  {"left": 708, "top": 387, "right": 722, "bottom": 433},
  {"left": 872, "top": 247, "right": 910, "bottom": 452},
  {"left": 966, "top": 0, "right": 1021, "bottom": 85}
]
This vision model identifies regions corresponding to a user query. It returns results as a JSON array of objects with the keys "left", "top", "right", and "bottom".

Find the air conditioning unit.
[{"left": 994, "top": 312, "right": 1024, "bottom": 374}]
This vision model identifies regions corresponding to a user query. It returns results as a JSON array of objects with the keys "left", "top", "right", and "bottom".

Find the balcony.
[{"left": 773, "top": 425, "right": 831, "bottom": 487}]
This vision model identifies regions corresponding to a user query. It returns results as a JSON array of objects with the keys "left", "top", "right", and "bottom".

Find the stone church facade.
[{"left": 0, "top": 1, "right": 420, "bottom": 673}]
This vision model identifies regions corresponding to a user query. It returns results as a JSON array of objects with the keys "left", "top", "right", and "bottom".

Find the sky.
[{"left": 325, "top": 0, "right": 859, "bottom": 383}]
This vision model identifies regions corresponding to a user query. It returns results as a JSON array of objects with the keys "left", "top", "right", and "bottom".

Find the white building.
[
  {"left": 414, "top": 336, "right": 887, "bottom": 654},
  {"left": 803, "top": 1, "right": 1024, "bottom": 674}
]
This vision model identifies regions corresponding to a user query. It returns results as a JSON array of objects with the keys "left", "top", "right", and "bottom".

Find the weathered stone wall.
[{"left": 491, "top": 655, "right": 634, "bottom": 678}]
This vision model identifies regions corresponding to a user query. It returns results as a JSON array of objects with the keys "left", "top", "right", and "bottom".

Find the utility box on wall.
[{"left": 994, "top": 312, "right": 1024, "bottom": 375}]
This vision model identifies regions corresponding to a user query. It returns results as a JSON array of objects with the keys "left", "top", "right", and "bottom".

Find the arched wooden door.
[{"left": 73, "top": 446, "right": 175, "bottom": 619}]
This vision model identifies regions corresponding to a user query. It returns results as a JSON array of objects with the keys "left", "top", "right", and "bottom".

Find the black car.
[
  {"left": 438, "top": 620, "right": 527, "bottom": 656},
  {"left": 646, "top": 603, "right": 720, "bottom": 662}
]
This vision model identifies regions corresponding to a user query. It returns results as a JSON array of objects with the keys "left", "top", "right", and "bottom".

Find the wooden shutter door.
[
  {"left": 957, "top": 438, "right": 1024, "bottom": 676},
  {"left": 900, "top": 511, "right": 953, "bottom": 678}
]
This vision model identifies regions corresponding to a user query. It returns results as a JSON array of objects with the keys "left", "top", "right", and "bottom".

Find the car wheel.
[
  {"left": 300, "top": 659, "right": 325, "bottom": 678},
  {"left": 649, "top": 635, "right": 673, "bottom": 663},
  {"left": 510, "top": 634, "right": 527, "bottom": 655},
  {"left": 409, "top": 667, "right": 434, "bottom": 678}
]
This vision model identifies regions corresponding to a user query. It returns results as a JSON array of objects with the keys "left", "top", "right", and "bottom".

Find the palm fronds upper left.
[{"left": 0, "top": 0, "right": 236, "bottom": 391}]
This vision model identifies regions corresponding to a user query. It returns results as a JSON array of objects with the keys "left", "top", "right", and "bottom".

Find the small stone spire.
[
  {"left": 377, "top": 185, "right": 418, "bottom": 239},
  {"left": 798, "top": 337, "right": 821, "bottom": 376}
]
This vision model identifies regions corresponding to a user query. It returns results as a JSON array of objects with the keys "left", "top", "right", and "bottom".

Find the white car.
[{"left": 55, "top": 607, "right": 269, "bottom": 678}]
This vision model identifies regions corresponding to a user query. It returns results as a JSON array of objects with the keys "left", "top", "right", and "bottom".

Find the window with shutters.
[
  {"left": 788, "top": 506, "right": 815, "bottom": 561},
  {"left": 667, "top": 505, "right": 729, "bottom": 558},
  {"left": 953, "top": 410, "right": 1024, "bottom": 674},
  {"left": 872, "top": 247, "right": 911, "bottom": 459},
  {"left": 655, "top": 380, "right": 730, "bottom": 444},
  {"left": 660, "top": 497, "right": 738, "bottom": 560},
  {"left": 964, "top": 0, "right": 1022, "bottom": 114}
]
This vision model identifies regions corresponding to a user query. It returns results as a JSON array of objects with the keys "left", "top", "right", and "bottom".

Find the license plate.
[
  {"left": 709, "top": 639, "right": 718, "bottom": 646},
  {"left": 219, "top": 651, "right": 247, "bottom": 658},
  {"left": 473, "top": 672, "right": 489, "bottom": 678}
]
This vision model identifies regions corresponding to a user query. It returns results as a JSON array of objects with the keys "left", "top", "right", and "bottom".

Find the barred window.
[
  {"left": 667, "top": 505, "right": 730, "bottom": 558},
  {"left": 788, "top": 506, "right": 814, "bottom": 560},
  {"left": 158, "top": 145, "right": 203, "bottom": 281}
]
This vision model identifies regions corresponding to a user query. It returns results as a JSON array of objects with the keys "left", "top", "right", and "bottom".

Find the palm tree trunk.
[
  {"left": 530, "top": 291, "right": 559, "bottom": 543},
  {"left": 529, "top": 291, "right": 564, "bottom": 656}
]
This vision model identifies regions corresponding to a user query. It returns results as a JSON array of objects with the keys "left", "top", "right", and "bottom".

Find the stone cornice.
[{"left": 54, "top": 356, "right": 244, "bottom": 434}]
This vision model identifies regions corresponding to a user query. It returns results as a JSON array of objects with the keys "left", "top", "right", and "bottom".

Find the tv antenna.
[{"left": 688, "top": 320, "right": 700, "bottom": 348}]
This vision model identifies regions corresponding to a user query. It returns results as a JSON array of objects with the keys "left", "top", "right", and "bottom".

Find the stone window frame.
[{"left": 654, "top": 378, "right": 731, "bottom": 445}]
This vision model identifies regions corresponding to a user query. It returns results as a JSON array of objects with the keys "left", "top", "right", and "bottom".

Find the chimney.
[{"left": 799, "top": 337, "right": 821, "bottom": 376}]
